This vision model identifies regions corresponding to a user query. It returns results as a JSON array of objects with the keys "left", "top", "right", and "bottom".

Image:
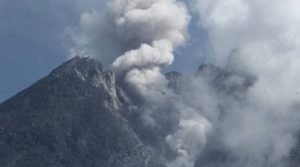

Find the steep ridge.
[{"left": 0, "top": 57, "right": 164, "bottom": 167}]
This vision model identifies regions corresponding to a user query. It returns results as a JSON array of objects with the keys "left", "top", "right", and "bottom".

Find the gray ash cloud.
[{"left": 66, "top": 0, "right": 300, "bottom": 166}]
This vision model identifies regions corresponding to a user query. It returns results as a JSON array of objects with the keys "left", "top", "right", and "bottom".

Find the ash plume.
[
  {"left": 188, "top": 0, "right": 300, "bottom": 166},
  {"left": 68, "top": 0, "right": 300, "bottom": 167},
  {"left": 68, "top": 0, "right": 190, "bottom": 65}
]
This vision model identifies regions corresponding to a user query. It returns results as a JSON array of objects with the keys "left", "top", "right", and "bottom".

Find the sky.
[
  {"left": 0, "top": 1, "right": 72, "bottom": 102},
  {"left": 0, "top": 0, "right": 206, "bottom": 102}
]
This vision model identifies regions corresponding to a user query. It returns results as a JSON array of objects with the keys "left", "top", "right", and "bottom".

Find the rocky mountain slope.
[
  {"left": 0, "top": 57, "right": 164, "bottom": 167},
  {"left": 0, "top": 57, "right": 300, "bottom": 167}
]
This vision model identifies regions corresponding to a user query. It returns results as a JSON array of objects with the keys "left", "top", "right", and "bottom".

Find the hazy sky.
[{"left": 0, "top": 0, "right": 207, "bottom": 102}]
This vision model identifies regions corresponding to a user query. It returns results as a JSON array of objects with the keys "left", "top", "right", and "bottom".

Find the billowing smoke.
[
  {"left": 69, "top": 0, "right": 300, "bottom": 167},
  {"left": 69, "top": 1, "right": 204, "bottom": 165},
  {"left": 187, "top": 0, "right": 300, "bottom": 166},
  {"left": 68, "top": 0, "right": 190, "bottom": 65},
  {"left": 68, "top": 0, "right": 190, "bottom": 99}
]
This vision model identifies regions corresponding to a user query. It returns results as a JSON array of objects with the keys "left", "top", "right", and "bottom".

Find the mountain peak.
[
  {"left": 48, "top": 56, "right": 117, "bottom": 92},
  {"left": 0, "top": 57, "right": 165, "bottom": 167},
  {"left": 50, "top": 56, "right": 103, "bottom": 79}
]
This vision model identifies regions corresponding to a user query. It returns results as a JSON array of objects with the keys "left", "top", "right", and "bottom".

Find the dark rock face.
[
  {"left": 196, "top": 63, "right": 255, "bottom": 98},
  {"left": 165, "top": 71, "right": 182, "bottom": 91},
  {"left": 0, "top": 57, "right": 164, "bottom": 167}
]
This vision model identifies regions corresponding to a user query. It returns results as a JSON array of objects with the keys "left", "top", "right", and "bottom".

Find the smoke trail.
[
  {"left": 109, "top": 0, "right": 190, "bottom": 98},
  {"left": 106, "top": 2, "right": 211, "bottom": 165}
]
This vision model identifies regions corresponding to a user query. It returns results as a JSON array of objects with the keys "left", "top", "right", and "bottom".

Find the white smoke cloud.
[
  {"left": 108, "top": 0, "right": 189, "bottom": 48},
  {"left": 166, "top": 104, "right": 212, "bottom": 167},
  {"left": 68, "top": 0, "right": 190, "bottom": 65},
  {"left": 107, "top": 0, "right": 190, "bottom": 102},
  {"left": 68, "top": 0, "right": 300, "bottom": 166},
  {"left": 124, "top": 67, "right": 169, "bottom": 98},
  {"left": 69, "top": 1, "right": 206, "bottom": 165},
  {"left": 187, "top": 0, "right": 300, "bottom": 166},
  {"left": 113, "top": 40, "right": 174, "bottom": 73}
]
